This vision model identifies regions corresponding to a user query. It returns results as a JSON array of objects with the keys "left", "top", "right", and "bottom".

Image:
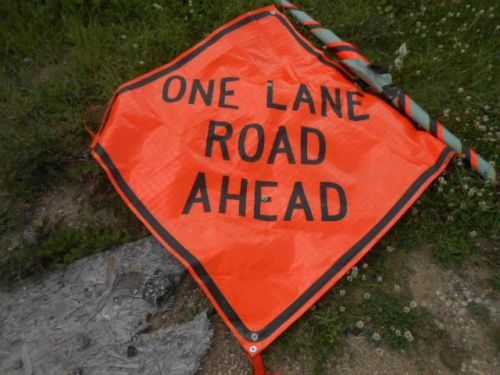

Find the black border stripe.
[
  {"left": 330, "top": 45, "right": 359, "bottom": 53},
  {"left": 430, "top": 118, "right": 438, "bottom": 136},
  {"left": 307, "top": 24, "right": 324, "bottom": 30},
  {"left": 398, "top": 93, "right": 406, "bottom": 114},
  {"left": 93, "top": 9, "right": 455, "bottom": 342},
  {"left": 464, "top": 147, "right": 472, "bottom": 168}
]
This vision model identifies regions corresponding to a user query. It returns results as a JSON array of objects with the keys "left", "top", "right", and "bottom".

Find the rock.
[
  {"left": 143, "top": 269, "right": 174, "bottom": 306},
  {"left": 127, "top": 345, "right": 138, "bottom": 357},
  {"left": 0, "top": 237, "right": 213, "bottom": 375},
  {"left": 345, "top": 326, "right": 363, "bottom": 336},
  {"left": 439, "top": 347, "right": 465, "bottom": 371}
]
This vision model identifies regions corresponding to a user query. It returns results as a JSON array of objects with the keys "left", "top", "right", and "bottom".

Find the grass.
[
  {"left": 0, "top": 225, "right": 134, "bottom": 284},
  {"left": 0, "top": 0, "right": 498, "bottom": 371}
]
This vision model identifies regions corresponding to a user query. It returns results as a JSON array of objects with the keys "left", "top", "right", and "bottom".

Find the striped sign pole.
[{"left": 275, "top": 0, "right": 496, "bottom": 183}]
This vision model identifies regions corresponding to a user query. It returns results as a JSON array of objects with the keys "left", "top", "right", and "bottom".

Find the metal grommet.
[
  {"left": 270, "top": 11, "right": 276, "bottom": 15},
  {"left": 249, "top": 345, "right": 258, "bottom": 353},
  {"left": 251, "top": 332, "right": 259, "bottom": 341}
]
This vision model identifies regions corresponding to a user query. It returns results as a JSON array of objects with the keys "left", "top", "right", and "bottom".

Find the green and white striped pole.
[{"left": 275, "top": 0, "right": 496, "bottom": 183}]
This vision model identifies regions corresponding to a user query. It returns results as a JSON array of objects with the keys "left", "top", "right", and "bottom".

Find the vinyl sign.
[{"left": 92, "top": 5, "right": 453, "bottom": 358}]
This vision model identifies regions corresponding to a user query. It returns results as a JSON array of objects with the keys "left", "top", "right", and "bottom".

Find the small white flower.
[
  {"left": 356, "top": 320, "right": 364, "bottom": 329},
  {"left": 364, "top": 293, "right": 371, "bottom": 300},
  {"left": 457, "top": 87, "right": 464, "bottom": 93},
  {"left": 403, "top": 306, "right": 410, "bottom": 313},
  {"left": 339, "top": 289, "right": 346, "bottom": 296},
  {"left": 394, "top": 43, "right": 409, "bottom": 70},
  {"left": 395, "top": 329, "right": 402, "bottom": 336},
  {"left": 372, "top": 332, "right": 381, "bottom": 341},
  {"left": 351, "top": 266, "right": 359, "bottom": 278},
  {"left": 410, "top": 301, "right": 418, "bottom": 309},
  {"left": 377, "top": 276, "right": 383, "bottom": 283},
  {"left": 339, "top": 306, "right": 346, "bottom": 312},
  {"left": 404, "top": 330, "right": 414, "bottom": 342},
  {"left": 469, "top": 230, "right": 478, "bottom": 238}
]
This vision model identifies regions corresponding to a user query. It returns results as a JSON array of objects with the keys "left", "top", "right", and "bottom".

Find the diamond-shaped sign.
[{"left": 92, "top": 5, "right": 452, "bottom": 360}]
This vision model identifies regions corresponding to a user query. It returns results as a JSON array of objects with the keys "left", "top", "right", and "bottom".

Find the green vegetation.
[
  {"left": 0, "top": 225, "right": 133, "bottom": 284},
  {"left": 0, "top": 0, "right": 498, "bottom": 372}
]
